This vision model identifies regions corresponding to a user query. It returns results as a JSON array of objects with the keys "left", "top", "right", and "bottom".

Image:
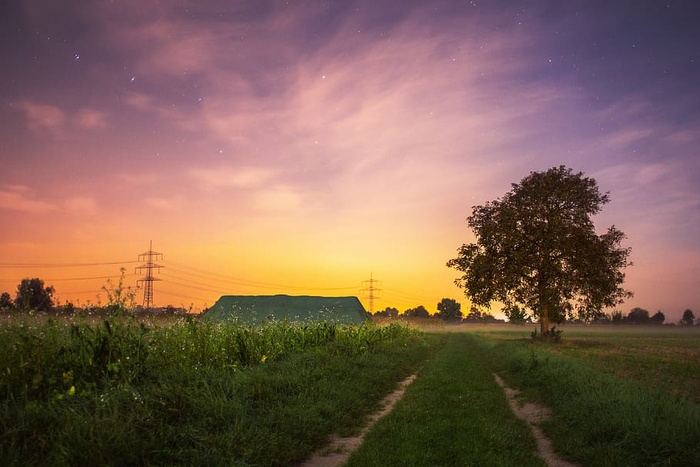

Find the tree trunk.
[{"left": 540, "top": 304, "right": 549, "bottom": 336}]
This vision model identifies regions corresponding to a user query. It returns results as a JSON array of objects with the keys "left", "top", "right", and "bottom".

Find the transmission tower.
[
  {"left": 360, "top": 273, "right": 382, "bottom": 314},
  {"left": 136, "top": 240, "right": 163, "bottom": 311}
]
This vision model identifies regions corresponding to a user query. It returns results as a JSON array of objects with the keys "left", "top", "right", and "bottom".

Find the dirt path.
[
  {"left": 493, "top": 374, "right": 578, "bottom": 467},
  {"left": 299, "top": 374, "right": 417, "bottom": 467}
]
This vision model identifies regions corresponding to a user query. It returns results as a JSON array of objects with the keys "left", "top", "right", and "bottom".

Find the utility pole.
[
  {"left": 136, "top": 240, "right": 163, "bottom": 311},
  {"left": 360, "top": 273, "right": 382, "bottom": 314}
]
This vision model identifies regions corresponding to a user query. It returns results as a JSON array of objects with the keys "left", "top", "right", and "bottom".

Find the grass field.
[
  {"left": 1, "top": 316, "right": 698, "bottom": 465},
  {"left": 350, "top": 324, "right": 700, "bottom": 466}
]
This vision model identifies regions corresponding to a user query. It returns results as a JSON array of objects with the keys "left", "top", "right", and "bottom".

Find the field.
[{"left": 1, "top": 316, "right": 699, "bottom": 466}]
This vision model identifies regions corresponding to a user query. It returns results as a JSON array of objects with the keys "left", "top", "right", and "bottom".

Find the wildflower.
[{"left": 260, "top": 355, "right": 268, "bottom": 364}]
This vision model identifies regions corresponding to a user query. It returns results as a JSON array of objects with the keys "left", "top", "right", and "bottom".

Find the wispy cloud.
[
  {"left": 18, "top": 101, "right": 108, "bottom": 136},
  {"left": 18, "top": 101, "right": 66, "bottom": 137},
  {"left": 75, "top": 108, "right": 108, "bottom": 130},
  {"left": 0, "top": 186, "right": 57, "bottom": 214}
]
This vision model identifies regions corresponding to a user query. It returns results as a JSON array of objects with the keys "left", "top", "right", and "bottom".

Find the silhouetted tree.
[
  {"left": 627, "top": 307, "right": 650, "bottom": 325},
  {"left": 403, "top": 305, "right": 430, "bottom": 319},
  {"left": 505, "top": 304, "right": 529, "bottom": 324},
  {"left": 680, "top": 309, "right": 695, "bottom": 326},
  {"left": 436, "top": 298, "right": 462, "bottom": 322},
  {"left": 14, "top": 278, "right": 55, "bottom": 312},
  {"left": 610, "top": 310, "right": 625, "bottom": 324},
  {"left": 650, "top": 310, "right": 665, "bottom": 325},
  {"left": 448, "top": 166, "right": 633, "bottom": 336},
  {"left": 374, "top": 307, "right": 399, "bottom": 319},
  {"left": 464, "top": 306, "right": 482, "bottom": 321},
  {"left": 0, "top": 292, "right": 14, "bottom": 311}
]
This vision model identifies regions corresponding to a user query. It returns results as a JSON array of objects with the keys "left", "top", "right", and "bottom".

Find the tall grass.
[{"left": 0, "top": 317, "right": 429, "bottom": 465}]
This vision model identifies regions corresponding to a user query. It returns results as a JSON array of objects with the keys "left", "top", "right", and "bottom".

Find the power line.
[
  {"left": 160, "top": 259, "right": 357, "bottom": 292},
  {"left": 0, "top": 261, "right": 139, "bottom": 268},
  {"left": 44, "top": 274, "right": 138, "bottom": 282}
]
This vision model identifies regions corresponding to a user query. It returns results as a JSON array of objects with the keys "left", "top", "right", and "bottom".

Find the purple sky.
[{"left": 1, "top": 1, "right": 699, "bottom": 320}]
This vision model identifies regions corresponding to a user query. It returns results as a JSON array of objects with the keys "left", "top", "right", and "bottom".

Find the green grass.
[
  {"left": 551, "top": 327, "right": 700, "bottom": 404},
  {"left": 0, "top": 317, "right": 431, "bottom": 466},
  {"left": 480, "top": 328, "right": 700, "bottom": 466},
  {"left": 4, "top": 318, "right": 698, "bottom": 465},
  {"left": 350, "top": 327, "right": 700, "bottom": 466},
  {"left": 346, "top": 333, "right": 545, "bottom": 466}
]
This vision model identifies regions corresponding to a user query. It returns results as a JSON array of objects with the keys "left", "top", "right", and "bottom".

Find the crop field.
[{"left": 1, "top": 316, "right": 698, "bottom": 466}]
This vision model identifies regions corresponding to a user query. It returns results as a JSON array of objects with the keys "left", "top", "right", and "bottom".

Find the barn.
[{"left": 200, "top": 294, "right": 371, "bottom": 325}]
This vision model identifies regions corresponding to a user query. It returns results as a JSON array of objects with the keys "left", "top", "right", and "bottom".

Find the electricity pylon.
[
  {"left": 360, "top": 273, "right": 382, "bottom": 314},
  {"left": 136, "top": 240, "right": 163, "bottom": 311}
]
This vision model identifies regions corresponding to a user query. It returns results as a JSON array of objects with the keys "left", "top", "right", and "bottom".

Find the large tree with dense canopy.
[{"left": 447, "top": 166, "right": 632, "bottom": 336}]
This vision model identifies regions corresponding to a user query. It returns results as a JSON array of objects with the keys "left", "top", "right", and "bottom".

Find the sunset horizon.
[{"left": 2, "top": 1, "right": 699, "bottom": 322}]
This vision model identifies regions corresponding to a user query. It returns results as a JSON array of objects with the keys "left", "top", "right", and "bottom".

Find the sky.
[{"left": 1, "top": 0, "right": 699, "bottom": 321}]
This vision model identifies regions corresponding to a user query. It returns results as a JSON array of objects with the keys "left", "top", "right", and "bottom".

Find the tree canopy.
[
  {"left": 403, "top": 305, "right": 430, "bottom": 319},
  {"left": 14, "top": 278, "right": 55, "bottom": 312},
  {"left": 447, "top": 166, "right": 632, "bottom": 335},
  {"left": 680, "top": 309, "right": 696, "bottom": 326},
  {"left": 436, "top": 298, "right": 463, "bottom": 322}
]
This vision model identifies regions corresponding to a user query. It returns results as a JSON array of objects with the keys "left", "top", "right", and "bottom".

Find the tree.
[
  {"left": 627, "top": 307, "right": 650, "bottom": 325},
  {"left": 464, "top": 306, "right": 482, "bottom": 321},
  {"left": 374, "top": 307, "right": 399, "bottom": 319},
  {"left": 403, "top": 305, "right": 430, "bottom": 319},
  {"left": 436, "top": 298, "right": 462, "bottom": 322},
  {"left": 14, "top": 278, "right": 55, "bottom": 312},
  {"left": 504, "top": 304, "right": 529, "bottom": 324},
  {"left": 447, "top": 166, "right": 632, "bottom": 336},
  {"left": 680, "top": 309, "right": 695, "bottom": 326},
  {"left": 0, "top": 292, "right": 14, "bottom": 311},
  {"left": 650, "top": 310, "right": 665, "bottom": 325},
  {"left": 610, "top": 310, "right": 625, "bottom": 324}
]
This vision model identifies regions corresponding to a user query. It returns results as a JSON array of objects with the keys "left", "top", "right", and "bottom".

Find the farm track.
[
  {"left": 300, "top": 374, "right": 417, "bottom": 467},
  {"left": 344, "top": 333, "right": 547, "bottom": 466},
  {"left": 494, "top": 374, "right": 578, "bottom": 467}
]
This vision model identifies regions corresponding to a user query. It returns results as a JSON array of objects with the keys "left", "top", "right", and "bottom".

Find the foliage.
[
  {"left": 447, "top": 166, "right": 632, "bottom": 335},
  {"left": 374, "top": 306, "right": 399, "bottom": 319},
  {"left": 0, "top": 317, "right": 427, "bottom": 465},
  {"left": 0, "top": 292, "right": 14, "bottom": 311},
  {"left": 503, "top": 304, "right": 529, "bottom": 324},
  {"left": 14, "top": 278, "right": 55, "bottom": 312},
  {"left": 626, "top": 307, "right": 650, "bottom": 324},
  {"left": 610, "top": 310, "right": 625, "bottom": 324},
  {"left": 650, "top": 310, "right": 665, "bottom": 325},
  {"left": 680, "top": 309, "right": 695, "bottom": 326},
  {"left": 436, "top": 298, "right": 462, "bottom": 322},
  {"left": 464, "top": 306, "right": 482, "bottom": 321},
  {"left": 402, "top": 305, "right": 430, "bottom": 319},
  {"left": 101, "top": 268, "right": 138, "bottom": 315}
]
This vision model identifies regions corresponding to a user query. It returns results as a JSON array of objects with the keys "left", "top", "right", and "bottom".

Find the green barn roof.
[{"left": 201, "top": 295, "right": 371, "bottom": 325}]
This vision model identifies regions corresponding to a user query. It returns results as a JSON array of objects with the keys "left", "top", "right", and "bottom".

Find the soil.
[
  {"left": 299, "top": 374, "right": 417, "bottom": 467},
  {"left": 493, "top": 374, "right": 578, "bottom": 467}
]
